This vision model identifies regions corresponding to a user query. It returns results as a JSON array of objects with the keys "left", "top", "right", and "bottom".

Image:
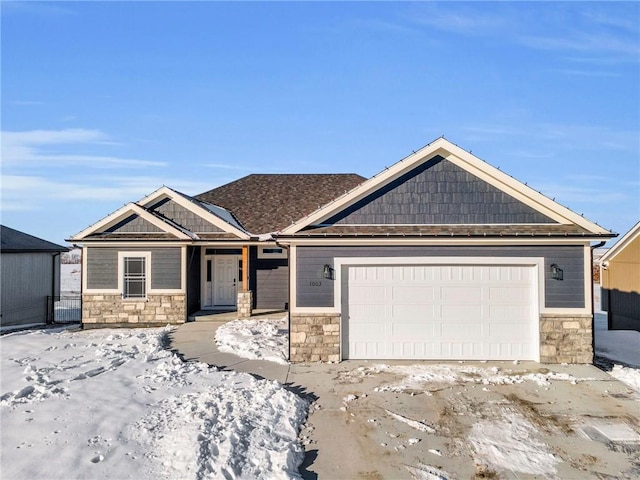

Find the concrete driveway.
[{"left": 170, "top": 322, "right": 640, "bottom": 480}]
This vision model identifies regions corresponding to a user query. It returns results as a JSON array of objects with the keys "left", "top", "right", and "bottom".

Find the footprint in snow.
[{"left": 90, "top": 454, "right": 104, "bottom": 463}]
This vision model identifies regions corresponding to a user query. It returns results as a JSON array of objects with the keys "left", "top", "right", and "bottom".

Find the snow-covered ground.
[
  {"left": 1, "top": 327, "right": 308, "bottom": 479},
  {"left": 215, "top": 316, "right": 289, "bottom": 365},
  {"left": 60, "top": 263, "right": 81, "bottom": 295}
]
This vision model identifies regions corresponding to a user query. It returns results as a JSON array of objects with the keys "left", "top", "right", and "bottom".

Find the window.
[
  {"left": 257, "top": 246, "right": 287, "bottom": 259},
  {"left": 123, "top": 256, "right": 147, "bottom": 298}
]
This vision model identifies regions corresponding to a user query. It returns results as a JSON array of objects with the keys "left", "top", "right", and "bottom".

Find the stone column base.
[
  {"left": 539, "top": 313, "right": 593, "bottom": 364},
  {"left": 237, "top": 291, "right": 253, "bottom": 319},
  {"left": 290, "top": 313, "right": 341, "bottom": 363}
]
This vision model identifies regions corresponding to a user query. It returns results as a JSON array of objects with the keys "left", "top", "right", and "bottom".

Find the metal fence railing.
[{"left": 47, "top": 296, "right": 82, "bottom": 324}]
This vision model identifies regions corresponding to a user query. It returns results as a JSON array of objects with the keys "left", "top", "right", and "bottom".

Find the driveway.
[{"left": 171, "top": 322, "right": 640, "bottom": 479}]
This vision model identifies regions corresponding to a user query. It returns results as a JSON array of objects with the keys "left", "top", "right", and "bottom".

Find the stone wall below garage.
[
  {"left": 540, "top": 314, "right": 593, "bottom": 364},
  {"left": 290, "top": 313, "right": 341, "bottom": 362},
  {"left": 82, "top": 294, "right": 186, "bottom": 328}
]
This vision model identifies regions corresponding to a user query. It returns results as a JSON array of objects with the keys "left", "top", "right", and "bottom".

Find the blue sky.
[{"left": 2, "top": 1, "right": 638, "bottom": 246}]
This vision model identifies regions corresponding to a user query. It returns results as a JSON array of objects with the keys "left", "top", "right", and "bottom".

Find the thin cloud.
[
  {"left": 0, "top": 174, "right": 216, "bottom": 213},
  {"left": 1, "top": 129, "right": 164, "bottom": 168}
]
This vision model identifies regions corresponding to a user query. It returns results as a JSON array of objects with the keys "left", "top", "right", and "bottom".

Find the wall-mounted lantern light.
[
  {"left": 323, "top": 264, "right": 334, "bottom": 280},
  {"left": 550, "top": 263, "right": 563, "bottom": 280}
]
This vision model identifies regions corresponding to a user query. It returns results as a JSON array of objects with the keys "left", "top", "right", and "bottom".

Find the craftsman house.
[{"left": 69, "top": 138, "right": 615, "bottom": 363}]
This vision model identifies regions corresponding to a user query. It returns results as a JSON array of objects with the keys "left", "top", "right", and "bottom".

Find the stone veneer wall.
[
  {"left": 82, "top": 294, "right": 186, "bottom": 328},
  {"left": 290, "top": 313, "right": 341, "bottom": 363},
  {"left": 539, "top": 314, "right": 593, "bottom": 364},
  {"left": 237, "top": 291, "right": 253, "bottom": 319}
]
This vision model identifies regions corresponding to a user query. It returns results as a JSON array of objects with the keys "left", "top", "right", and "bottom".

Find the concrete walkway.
[{"left": 168, "top": 320, "right": 291, "bottom": 383}]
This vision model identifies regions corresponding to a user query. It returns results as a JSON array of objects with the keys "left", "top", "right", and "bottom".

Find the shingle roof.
[
  {"left": 195, "top": 174, "right": 366, "bottom": 234},
  {"left": 1, "top": 225, "right": 68, "bottom": 252}
]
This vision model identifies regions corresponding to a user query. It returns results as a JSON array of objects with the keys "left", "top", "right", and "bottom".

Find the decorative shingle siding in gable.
[
  {"left": 149, "top": 198, "right": 223, "bottom": 233},
  {"left": 105, "top": 214, "right": 163, "bottom": 233},
  {"left": 324, "top": 156, "right": 555, "bottom": 226}
]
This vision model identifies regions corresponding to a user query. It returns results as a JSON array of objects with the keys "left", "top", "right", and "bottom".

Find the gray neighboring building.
[{"left": 1, "top": 225, "right": 68, "bottom": 329}]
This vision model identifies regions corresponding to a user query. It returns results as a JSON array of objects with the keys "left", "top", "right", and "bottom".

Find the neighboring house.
[
  {"left": 1, "top": 225, "right": 68, "bottom": 330},
  {"left": 600, "top": 221, "right": 640, "bottom": 331},
  {"left": 69, "top": 138, "right": 615, "bottom": 364}
]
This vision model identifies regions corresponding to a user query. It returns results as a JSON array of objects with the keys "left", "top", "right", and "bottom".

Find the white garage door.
[{"left": 342, "top": 263, "right": 538, "bottom": 360}]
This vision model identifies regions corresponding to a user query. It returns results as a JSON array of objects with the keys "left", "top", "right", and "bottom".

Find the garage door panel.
[
  {"left": 441, "top": 286, "right": 482, "bottom": 303},
  {"left": 441, "top": 323, "right": 483, "bottom": 340},
  {"left": 343, "top": 263, "right": 538, "bottom": 361},
  {"left": 489, "top": 305, "right": 533, "bottom": 320},
  {"left": 489, "top": 286, "right": 531, "bottom": 303},
  {"left": 392, "top": 304, "right": 436, "bottom": 320},
  {"left": 391, "top": 322, "right": 434, "bottom": 337},
  {"left": 391, "top": 285, "right": 435, "bottom": 302}
]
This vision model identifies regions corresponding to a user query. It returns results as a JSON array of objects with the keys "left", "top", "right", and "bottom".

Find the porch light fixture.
[
  {"left": 323, "top": 264, "right": 334, "bottom": 280},
  {"left": 550, "top": 263, "right": 563, "bottom": 281}
]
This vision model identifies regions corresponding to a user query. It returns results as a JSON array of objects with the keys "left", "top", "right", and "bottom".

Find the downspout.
[
  {"left": 51, "top": 251, "right": 61, "bottom": 324},
  {"left": 590, "top": 241, "right": 607, "bottom": 362}
]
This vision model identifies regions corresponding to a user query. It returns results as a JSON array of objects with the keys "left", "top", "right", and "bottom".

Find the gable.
[
  {"left": 148, "top": 198, "right": 224, "bottom": 233},
  {"left": 280, "top": 137, "right": 614, "bottom": 238},
  {"left": 323, "top": 156, "right": 555, "bottom": 226}
]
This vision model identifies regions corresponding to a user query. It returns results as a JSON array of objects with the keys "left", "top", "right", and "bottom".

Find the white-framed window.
[
  {"left": 257, "top": 246, "right": 287, "bottom": 259},
  {"left": 119, "top": 252, "right": 151, "bottom": 299}
]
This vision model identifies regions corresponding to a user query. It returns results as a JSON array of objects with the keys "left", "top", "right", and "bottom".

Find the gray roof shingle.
[
  {"left": 1, "top": 225, "right": 68, "bottom": 252},
  {"left": 195, "top": 174, "right": 366, "bottom": 234}
]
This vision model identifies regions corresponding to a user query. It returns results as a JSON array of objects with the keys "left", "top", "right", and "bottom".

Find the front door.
[
  {"left": 202, "top": 254, "right": 240, "bottom": 309},
  {"left": 214, "top": 256, "right": 238, "bottom": 306}
]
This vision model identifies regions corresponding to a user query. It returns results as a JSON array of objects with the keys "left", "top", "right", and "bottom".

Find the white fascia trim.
[
  {"left": 141, "top": 186, "right": 251, "bottom": 240},
  {"left": 279, "top": 137, "right": 610, "bottom": 235},
  {"left": 599, "top": 220, "right": 640, "bottom": 263}
]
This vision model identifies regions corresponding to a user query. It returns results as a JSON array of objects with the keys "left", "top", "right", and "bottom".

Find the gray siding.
[
  {"left": 324, "top": 156, "right": 555, "bottom": 225},
  {"left": 85, "top": 247, "right": 182, "bottom": 291},
  {"left": 106, "top": 214, "right": 163, "bottom": 233},
  {"left": 255, "top": 262, "right": 289, "bottom": 309},
  {"left": 296, "top": 245, "right": 584, "bottom": 309},
  {"left": 150, "top": 248, "right": 182, "bottom": 289},
  {"left": 86, "top": 248, "right": 117, "bottom": 289},
  {"left": 1, "top": 252, "right": 57, "bottom": 327},
  {"left": 150, "top": 198, "right": 223, "bottom": 233}
]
